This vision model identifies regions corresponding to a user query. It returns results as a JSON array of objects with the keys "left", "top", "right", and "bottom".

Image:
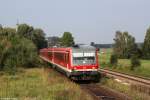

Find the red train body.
[{"left": 40, "top": 45, "right": 100, "bottom": 81}]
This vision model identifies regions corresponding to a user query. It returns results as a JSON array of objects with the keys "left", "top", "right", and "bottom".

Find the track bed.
[{"left": 80, "top": 84, "right": 131, "bottom": 100}]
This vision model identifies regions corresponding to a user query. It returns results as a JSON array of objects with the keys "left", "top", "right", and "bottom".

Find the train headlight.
[
  {"left": 92, "top": 67, "right": 95, "bottom": 69},
  {"left": 74, "top": 67, "right": 77, "bottom": 70}
]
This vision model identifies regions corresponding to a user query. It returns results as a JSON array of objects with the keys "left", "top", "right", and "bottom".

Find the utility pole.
[{"left": 16, "top": 19, "right": 19, "bottom": 31}]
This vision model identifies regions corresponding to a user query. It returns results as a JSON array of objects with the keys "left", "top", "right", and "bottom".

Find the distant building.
[
  {"left": 90, "top": 42, "right": 113, "bottom": 49},
  {"left": 47, "top": 36, "right": 61, "bottom": 47}
]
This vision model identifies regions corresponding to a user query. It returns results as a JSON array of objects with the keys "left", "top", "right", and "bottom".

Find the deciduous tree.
[
  {"left": 113, "top": 31, "right": 137, "bottom": 58},
  {"left": 17, "top": 24, "right": 47, "bottom": 50},
  {"left": 61, "top": 32, "right": 74, "bottom": 47},
  {"left": 17, "top": 24, "right": 34, "bottom": 39},
  {"left": 32, "top": 28, "right": 47, "bottom": 50},
  {"left": 143, "top": 27, "right": 150, "bottom": 59},
  {"left": 0, "top": 24, "right": 45, "bottom": 73}
]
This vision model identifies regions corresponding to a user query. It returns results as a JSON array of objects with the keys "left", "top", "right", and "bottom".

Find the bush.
[
  {"left": 110, "top": 54, "right": 118, "bottom": 66},
  {"left": 130, "top": 55, "right": 141, "bottom": 70},
  {"left": 0, "top": 35, "right": 40, "bottom": 74},
  {"left": 0, "top": 25, "right": 47, "bottom": 74}
]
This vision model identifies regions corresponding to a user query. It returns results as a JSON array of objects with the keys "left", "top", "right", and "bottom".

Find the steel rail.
[{"left": 99, "top": 69, "right": 150, "bottom": 86}]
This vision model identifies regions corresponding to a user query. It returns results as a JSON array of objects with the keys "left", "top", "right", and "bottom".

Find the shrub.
[
  {"left": 0, "top": 25, "right": 47, "bottom": 74},
  {"left": 110, "top": 54, "right": 118, "bottom": 66},
  {"left": 0, "top": 35, "right": 40, "bottom": 74},
  {"left": 130, "top": 55, "right": 141, "bottom": 70}
]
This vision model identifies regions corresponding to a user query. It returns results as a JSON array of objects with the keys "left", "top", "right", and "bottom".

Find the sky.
[{"left": 0, "top": 0, "right": 150, "bottom": 44}]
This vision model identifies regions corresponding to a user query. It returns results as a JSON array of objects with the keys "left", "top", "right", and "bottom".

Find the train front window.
[{"left": 73, "top": 52, "right": 96, "bottom": 65}]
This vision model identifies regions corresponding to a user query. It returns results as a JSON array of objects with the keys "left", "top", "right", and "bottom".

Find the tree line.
[
  {"left": 112, "top": 27, "right": 150, "bottom": 69},
  {"left": 113, "top": 27, "right": 150, "bottom": 59},
  {"left": 47, "top": 32, "right": 74, "bottom": 47},
  {"left": 0, "top": 24, "right": 75, "bottom": 74},
  {"left": 0, "top": 24, "right": 47, "bottom": 74}
]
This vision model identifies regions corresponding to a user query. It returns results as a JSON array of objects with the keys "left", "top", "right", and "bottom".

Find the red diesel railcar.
[{"left": 40, "top": 45, "right": 100, "bottom": 81}]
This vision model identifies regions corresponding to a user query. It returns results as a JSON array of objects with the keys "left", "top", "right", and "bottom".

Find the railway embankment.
[
  {"left": 1, "top": 66, "right": 149, "bottom": 100},
  {"left": 99, "top": 69, "right": 150, "bottom": 94},
  {"left": 98, "top": 71, "right": 150, "bottom": 100},
  {"left": 0, "top": 68, "right": 93, "bottom": 100}
]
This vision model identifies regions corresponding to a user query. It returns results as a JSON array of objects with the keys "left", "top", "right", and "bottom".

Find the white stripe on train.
[{"left": 40, "top": 56, "right": 98, "bottom": 72}]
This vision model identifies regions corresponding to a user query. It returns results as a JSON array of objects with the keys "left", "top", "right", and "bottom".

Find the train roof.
[
  {"left": 69, "top": 45, "right": 96, "bottom": 53},
  {"left": 40, "top": 45, "right": 96, "bottom": 52}
]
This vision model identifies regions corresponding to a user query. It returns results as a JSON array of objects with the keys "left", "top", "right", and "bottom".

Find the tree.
[
  {"left": 0, "top": 32, "right": 39, "bottom": 73},
  {"left": 125, "top": 33, "right": 138, "bottom": 58},
  {"left": 32, "top": 28, "right": 47, "bottom": 50},
  {"left": 17, "top": 24, "right": 47, "bottom": 50},
  {"left": 110, "top": 54, "right": 118, "bottom": 66},
  {"left": 17, "top": 24, "right": 34, "bottom": 39},
  {"left": 61, "top": 32, "right": 74, "bottom": 47},
  {"left": 0, "top": 27, "right": 16, "bottom": 36},
  {"left": 0, "top": 24, "right": 44, "bottom": 74},
  {"left": 130, "top": 55, "right": 141, "bottom": 70},
  {"left": 143, "top": 27, "right": 150, "bottom": 59},
  {"left": 113, "top": 31, "right": 137, "bottom": 58},
  {"left": 0, "top": 24, "right": 2, "bottom": 30},
  {"left": 3, "top": 36, "right": 38, "bottom": 71},
  {"left": 113, "top": 31, "right": 124, "bottom": 58}
]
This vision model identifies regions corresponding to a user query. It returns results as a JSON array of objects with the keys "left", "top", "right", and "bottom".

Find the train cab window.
[{"left": 73, "top": 52, "right": 96, "bottom": 65}]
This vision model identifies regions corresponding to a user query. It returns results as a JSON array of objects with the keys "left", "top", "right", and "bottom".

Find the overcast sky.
[{"left": 0, "top": 0, "right": 150, "bottom": 44}]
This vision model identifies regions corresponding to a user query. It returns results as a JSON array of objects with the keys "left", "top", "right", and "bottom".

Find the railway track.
[
  {"left": 99, "top": 69, "right": 150, "bottom": 87},
  {"left": 80, "top": 84, "right": 131, "bottom": 100},
  {"left": 79, "top": 69, "right": 150, "bottom": 100},
  {"left": 46, "top": 67, "right": 132, "bottom": 100}
]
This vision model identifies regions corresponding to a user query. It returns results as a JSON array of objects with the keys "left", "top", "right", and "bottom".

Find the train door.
[{"left": 65, "top": 52, "right": 69, "bottom": 69}]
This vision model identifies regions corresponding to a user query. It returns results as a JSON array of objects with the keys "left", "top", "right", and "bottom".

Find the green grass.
[
  {"left": 99, "top": 48, "right": 112, "bottom": 65},
  {"left": 99, "top": 48, "right": 150, "bottom": 78},
  {"left": 100, "top": 78, "right": 150, "bottom": 100},
  {"left": 0, "top": 68, "right": 92, "bottom": 100}
]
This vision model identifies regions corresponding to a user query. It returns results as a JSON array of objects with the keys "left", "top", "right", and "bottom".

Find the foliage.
[
  {"left": 110, "top": 54, "right": 118, "bottom": 66},
  {"left": 113, "top": 31, "right": 138, "bottom": 59},
  {"left": 0, "top": 35, "right": 39, "bottom": 74},
  {"left": 17, "top": 24, "right": 47, "bottom": 50},
  {"left": 61, "top": 32, "right": 74, "bottom": 47},
  {"left": 99, "top": 48, "right": 150, "bottom": 78},
  {"left": 0, "top": 27, "right": 16, "bottom": 36},
  {"left": 17, "top": 24, "right": 34, "bottom": 39},
  {"left": 130, "top": 55, "right": 141, "bottom": 70},
  {"left": 0, "top": 24, "right": 2, "bottom": 29},
  {"left": 32, "top": 28, "right": 47, "bottom": 50},
  {"left": 143, "top": 27, "right": 150, "bottom": 59},
  {"left": 0, "top": 24, "right": 46, "bottom": 74}
]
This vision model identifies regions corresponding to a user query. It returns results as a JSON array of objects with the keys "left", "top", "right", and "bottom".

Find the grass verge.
[
  {"left": 0, "top": 68, "right": 93, "bottom": 100},
  {"left": 99, "top": 48, "right": 150, "bottom": 78},
  {"left": 100, "top": 77, "right": 150, "bottom": 100}
]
